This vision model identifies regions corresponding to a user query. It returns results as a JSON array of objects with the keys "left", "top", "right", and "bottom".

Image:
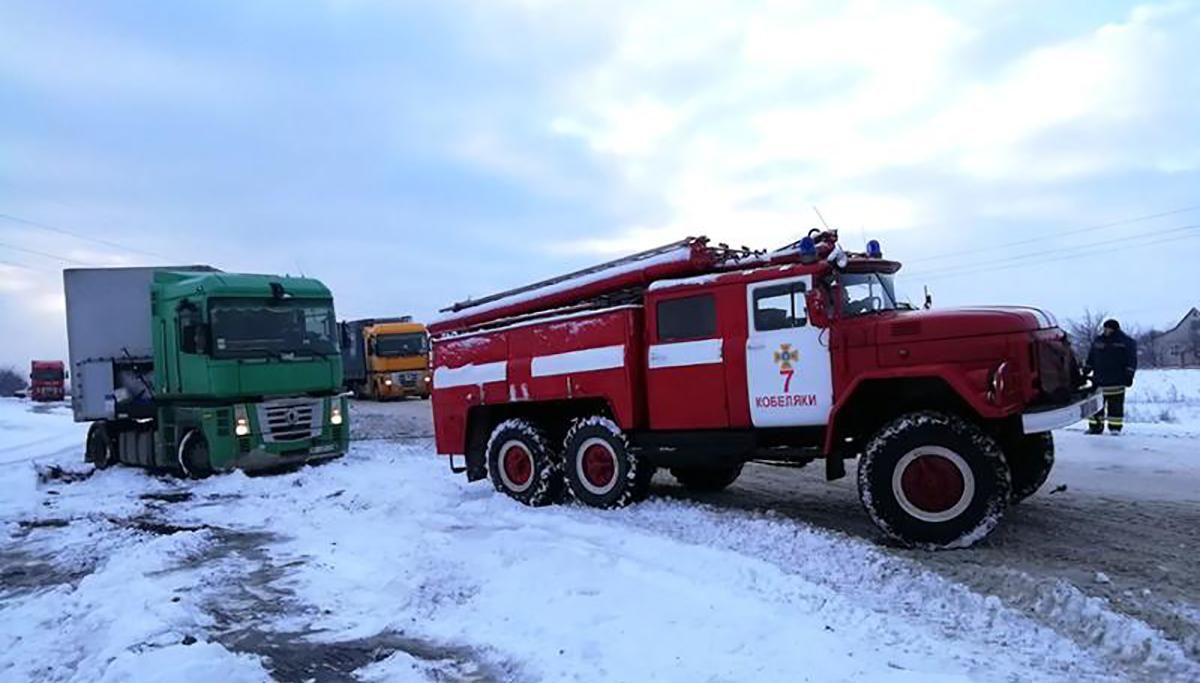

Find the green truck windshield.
[
  {"left": 209, "top": 299, "right": 337, "bottom": 358},
  {"left": 374, "top": 332, "right": 428, "bottom": 357}
]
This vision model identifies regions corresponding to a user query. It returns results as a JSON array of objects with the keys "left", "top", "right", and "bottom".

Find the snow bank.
[
  {"left": 169, "top": 445, "right": 1133, "bottom": 683},
  {"left": 1123, "top": 369, "right": 1200, "bottom": 427},
  {"left": 0, "top": 398, "right": 86, "bottom": 466},
  {"left": 4, "top": 404, "right": 1196, "bottom": 682}
]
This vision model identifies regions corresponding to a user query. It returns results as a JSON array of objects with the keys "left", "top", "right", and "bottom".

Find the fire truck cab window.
[
  {"left": 753, "top": 282, "right": 808, "bottom": 331},
  {"left": 657, "top": 294, "right": 717, "bottom": 341},
  {"left": 840, "top": 272, "right": 899, "bottom": 317}
]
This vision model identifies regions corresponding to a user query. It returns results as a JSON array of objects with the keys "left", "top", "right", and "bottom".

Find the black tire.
[
  {"left": 562, "top": 417, "right": 653, "bottom": 508},
  {"left": 86, "top": 422, "right": 114, "bottom": 469},
  {"left": 177, "top": 429, "right": 214, "bottom": 479},
  {"left": 670, "top": 463, "right": 744, "bottom": 492},
  {"left": 1008, "top": 432, "right": 1055, "bottom": 503},
  {"left": 486, "top": 419, "right": 564, "bottom": 507},
  {"left": 858, "top": 412, "right": 1011, "bottom": 550}
]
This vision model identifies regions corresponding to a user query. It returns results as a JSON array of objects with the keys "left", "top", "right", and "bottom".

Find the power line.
[
  {"left": 920, "top": 228, "right": 1200, "bottom": 282},
  {"left": 924, "top": 230, "right": 1200, "bottom": 281},
  {"left": 0, "top": 211, "right": 171, "bottom": 260},
  {"left": 914, "top": 223, "right": 1200, "bottom": 280},
  {"left": 0, "top": 258, "right": 39, "bottom": 271},
  {"left": 906, "top": 204, "right": 1200, "bottom": 265},
  {"left": 0, "top": 240, "right": 88, "bottom": 265}
]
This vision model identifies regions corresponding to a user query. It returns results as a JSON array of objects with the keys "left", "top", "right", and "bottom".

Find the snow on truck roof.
[
  {"left": 433, "top": 304, "right": 643, "bottom": 344},
  {"left": 429, "top": 237, "right": 768, "bottom": 335},
  {"left": 429, "top": 232, "right": 891, "bottom": 336}
]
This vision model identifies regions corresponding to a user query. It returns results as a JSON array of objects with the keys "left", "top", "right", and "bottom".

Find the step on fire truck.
[{"left": 428, "top": 233, "right": 1100, "bottom": 549}]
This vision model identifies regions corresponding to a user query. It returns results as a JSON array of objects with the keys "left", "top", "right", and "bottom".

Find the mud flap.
[{"left": 825, "top": 455, "right": 846, "bottom": 481}]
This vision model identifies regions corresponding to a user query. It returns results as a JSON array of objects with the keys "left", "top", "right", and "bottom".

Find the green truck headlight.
[
  {"left": 331, "top": 405, "right": 344, "bottom": 426},
  {"left": 234, "top": 405, "right": 251, "bottom": 436}
]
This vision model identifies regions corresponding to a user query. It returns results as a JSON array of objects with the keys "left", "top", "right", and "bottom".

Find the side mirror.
[{"left": 805, "top": 288, "right": 831, "bottom": 328}]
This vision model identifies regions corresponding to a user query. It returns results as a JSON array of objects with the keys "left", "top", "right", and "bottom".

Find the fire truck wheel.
[
  {"left": 858, "top": 412, "right": 1011, "bottom": 550},
  {"left": 485, "top": 419, "right": 564, "bottom": 507},
  {"left": 563, "top": 417, "right": 653, "bottom": 508},
  {"left": 177, "top": 429, "right": 214, "bottom": 479},
  {"left": 1008, "top": 432, "right": 1055, "bottom": 504},
  {"left": 670, "top": 463, "right": 744, "bottom": 492},
  {"left": 85, "top": 422, "right": 114, "bottom": 469}
]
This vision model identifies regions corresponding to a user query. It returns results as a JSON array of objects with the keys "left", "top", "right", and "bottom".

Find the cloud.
[
  {"left": 525, "top": 0, "right": 1200, "bottom": 254},
  {"left": 2, "top": 0, "right": 1198, "bottom": 368}
]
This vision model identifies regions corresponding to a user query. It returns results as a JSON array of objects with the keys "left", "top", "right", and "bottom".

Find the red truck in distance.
[
  {"left": 428, "top": 233, "right": 1100, "bottom": 549},
  {"left": 30, "top": 360, "right": 66, "bottom": 402}
]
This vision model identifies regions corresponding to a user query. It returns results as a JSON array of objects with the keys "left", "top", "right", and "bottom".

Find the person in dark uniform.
[{"left": 1085, "top": 319, "right": 1137, "bottom": 434}]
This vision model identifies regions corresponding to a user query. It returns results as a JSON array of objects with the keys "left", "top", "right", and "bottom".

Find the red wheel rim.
[
  {"left": 502, "top": 444, "right": 533, "bottom": 488},
  {"left": 582, "top": 444, "right": 616, "bottom": 488},
  {"left": 900, "top": 454, "right": 965, "bottom": 513}
]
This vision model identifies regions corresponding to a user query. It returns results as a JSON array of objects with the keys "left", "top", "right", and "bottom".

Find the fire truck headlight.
[
  {"left": 330, "top": 405, "right": 344, "bottom": 426},
  {"left": 989, "top": 361, "right": 1010, "bottom": 401}
]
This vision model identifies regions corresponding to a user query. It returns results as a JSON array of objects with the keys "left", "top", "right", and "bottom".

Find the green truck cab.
[{"left": 65, "top": 267, "right": 349, "bottom": 476}]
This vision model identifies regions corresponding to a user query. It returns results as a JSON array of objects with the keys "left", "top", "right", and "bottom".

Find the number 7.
[{"left": 780, "top": 369, "right": 794, "bottom": 393}]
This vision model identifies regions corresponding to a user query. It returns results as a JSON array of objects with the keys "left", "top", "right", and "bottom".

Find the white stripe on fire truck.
[
  {"left": 530, "top": 345, "right": 625, "bottom": 378},
  {"left": 432, "top": 361, "right": 507, "bottom": 389},
  {"left": 647, "top": 339, "right": 723, "bottom": 369}
]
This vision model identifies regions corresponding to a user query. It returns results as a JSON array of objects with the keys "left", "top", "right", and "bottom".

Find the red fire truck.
[
  {"left": 30, "top": 360, "right": 66, "bottom": 402},
  {"left": 428, "top": 233, "right": 1100, "bottom": 549}
]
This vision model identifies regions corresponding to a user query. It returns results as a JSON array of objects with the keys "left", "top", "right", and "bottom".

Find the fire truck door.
[
  {"left": 745, "top": 276, "right": 833, "bottom": 427},
  {"left": 646, "top": 292, "right": 729, "bottom": 429}
]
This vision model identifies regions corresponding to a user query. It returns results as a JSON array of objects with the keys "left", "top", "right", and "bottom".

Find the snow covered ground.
[
  {"left": 1, "top": 382, "right": 1198, "bottom": 682},
  {"left": 1119, "top": 368, "right": 1200, "bottom": 429}
]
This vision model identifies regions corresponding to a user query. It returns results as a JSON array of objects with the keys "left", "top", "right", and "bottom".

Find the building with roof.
[{"left": 1147, "top": 308, "right": 1200, "bottom": 368}]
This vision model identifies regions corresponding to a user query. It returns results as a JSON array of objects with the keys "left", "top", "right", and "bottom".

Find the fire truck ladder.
[{"left": 440, "top": 237, "right": 708, "bottom": 314}]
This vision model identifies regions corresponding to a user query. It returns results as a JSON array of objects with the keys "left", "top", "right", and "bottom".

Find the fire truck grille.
[
  {"left": 1035, "top": 338, "right": 1075, "bottom": 402},
  {"left": 257, "top": 399, "right": 323, "bottom": 443}
]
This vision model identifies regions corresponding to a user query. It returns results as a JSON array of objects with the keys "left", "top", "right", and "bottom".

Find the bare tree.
[
  {"left": 1066, "top": 308, "right": 1109, "bottom": 361},
  {"left": 1136, "top": 329, "right": 1163, "bottom": 368},
  {"left": 0, "top": 366, "right": 27, "bottom": 396}
]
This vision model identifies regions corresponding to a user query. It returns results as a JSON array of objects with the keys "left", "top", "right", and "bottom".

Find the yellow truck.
[{"left": 339, "top": 317, "right": 432, "bottom": 400}]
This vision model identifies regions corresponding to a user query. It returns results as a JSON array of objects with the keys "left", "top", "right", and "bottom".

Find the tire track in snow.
[{"left": 601, "top": 496, "right": 1200, "bottom": 683}]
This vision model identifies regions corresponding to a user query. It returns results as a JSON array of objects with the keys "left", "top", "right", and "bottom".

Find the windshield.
[
  {"left": 209, "top": 299, "right": 338, "bottom": 358},
  {"left": 374, "top": 332, "right": 428, "bottom": 357},
  {"left": 840, "top": 272, "right": 901, "bottom": 317},
  {"left": 31, "top": 368, "right": 63, "bottom": 381}
]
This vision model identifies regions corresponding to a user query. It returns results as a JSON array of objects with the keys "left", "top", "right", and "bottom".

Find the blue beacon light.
[
  {"left": 866, "top": 239, "right": 883, "bottom": 259},
  {"left": 798, "top": 237, "right": 817, "bottom": 258}
]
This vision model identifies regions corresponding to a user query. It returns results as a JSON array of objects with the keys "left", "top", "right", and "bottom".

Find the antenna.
[{"left": 812, "top": 206, "right": 831, "bottom": 230}]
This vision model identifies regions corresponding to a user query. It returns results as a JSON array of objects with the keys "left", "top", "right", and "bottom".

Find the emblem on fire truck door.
[{"left": 773, "top": 344, "right": 800, "bottom": 393}]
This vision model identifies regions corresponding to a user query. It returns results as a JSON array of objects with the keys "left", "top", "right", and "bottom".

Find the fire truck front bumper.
[{"left": 1021, "top": 390, "right": 1103, "bottom": 434}]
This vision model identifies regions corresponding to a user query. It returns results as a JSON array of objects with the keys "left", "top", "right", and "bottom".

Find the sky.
[{"left": 1, "top": 0, "right": 1198, "bottom": 370}]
